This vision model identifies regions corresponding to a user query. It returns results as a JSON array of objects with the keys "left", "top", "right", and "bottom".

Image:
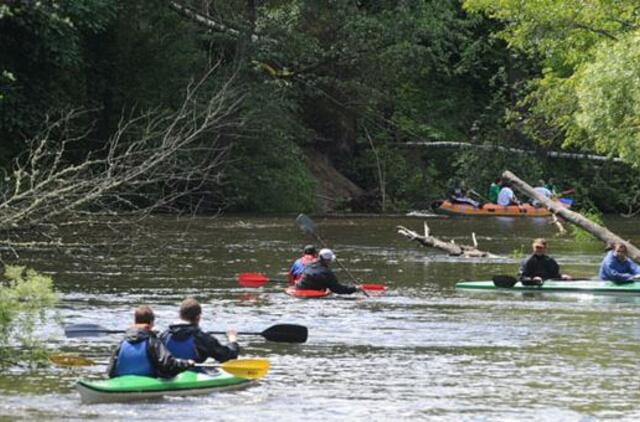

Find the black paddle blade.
[
  {"left": 261, "top": 324, "right": 308, "bottom": 343},
  {"left": 492, "top": 275, "right": 518, "bottom": 288},
  {"left": 64, "top": 323, "right": 123, "bottom": 337},
  {"left": 295, "top": 214, "right": 316, "bottom": 235}
]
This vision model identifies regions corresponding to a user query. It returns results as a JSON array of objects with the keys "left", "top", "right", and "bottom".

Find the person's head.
[
  {"left": 538, "top": 179, "right": 545, "bottom": 186},
  {"left": 134, "top": 305, "right": 155, "bottom": 327},
  {"left": 303, "top": 244, "right": 317, "bottom": 256},
  {"left": 494, "top": 177, "right": 501, "bottom": 184},
  {"left": 532, "top": 238, "right": 547, "bottom": 255},
  {"left": 179, "top": 297, "right": 202, "bottom": 324},
  {"left": 318, "top": 248, "right": 336, "bottom": 264},
  {"left": 613, "top": 243, "right": 628, "bottom": 261}
]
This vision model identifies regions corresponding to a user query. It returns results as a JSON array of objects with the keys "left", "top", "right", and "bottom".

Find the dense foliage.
[
  {"left": 1, "top": 0, "right": 639, "bottom": 215},
  {"left": 0, "top": 265, "right": 57, "bottom": 366}
]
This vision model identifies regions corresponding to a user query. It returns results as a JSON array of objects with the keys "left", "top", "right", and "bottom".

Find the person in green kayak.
[
  {"left": 598, "top": 242, "right": 640, "bottom": 284},
  {"left": 295, "top": 248, "right": 364, "bottom": 294},
  {"left": 160, "top": 297, "right": 239, "bottom": 363},
  {"left": 519, "top": 238, "right": 572, "bottom": 285},
  {"left": 107, "top": 305, "right": 194, "bottom": 378}
]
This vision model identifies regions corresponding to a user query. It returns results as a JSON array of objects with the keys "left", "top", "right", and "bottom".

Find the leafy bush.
[
  {"left": 570, "top": 209, "right": 604, "bottom": 242},
  {"left": 0, "top": 266, "right": 57, "bottom": 367}
]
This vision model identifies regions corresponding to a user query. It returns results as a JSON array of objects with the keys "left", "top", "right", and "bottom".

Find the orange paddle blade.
[
  {"left": 237, "top": 273, "right": 270, "bottom": 288},
  {"left": 362, "top": 284, "right": 385, "bottom": 291}
]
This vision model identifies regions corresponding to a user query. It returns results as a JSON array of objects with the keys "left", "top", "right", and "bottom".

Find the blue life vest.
[
  {"left": 163, "top": 334, "right": 197, "bottom": 360},
  {"left": 113, "top": 339, "right": 153, "bottom": 377}
]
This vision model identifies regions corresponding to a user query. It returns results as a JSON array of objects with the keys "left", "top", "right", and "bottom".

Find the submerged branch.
[{"left": 397, "top": 222, "right": 496, "bottom": 258}]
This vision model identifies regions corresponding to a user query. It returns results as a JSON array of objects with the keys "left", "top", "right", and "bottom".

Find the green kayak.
[
  {"left": 456, "top": 280, "right": 640, "bottom": 294},
  {"left": 76, "top": 370, "right": 253, "bottom": 404}
]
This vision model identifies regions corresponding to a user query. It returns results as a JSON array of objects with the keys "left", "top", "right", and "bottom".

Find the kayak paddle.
[
  {"left": 237, "top": 272, "right": 385, "bottom": 291},
  {"left": 48, "top": 354, "right": 270, "bottom": 379},
  {"left": 493, "top": 275, "right": 549, "bottom": 287},
  {"left": 64, "top": 323, "right": 308, "bottom": 343},
  {"left": 295, "top": 213, "right": 370, "bottom": 296},
  {"left": 492, "top": 275, "right": 519, "bottom": 288}
]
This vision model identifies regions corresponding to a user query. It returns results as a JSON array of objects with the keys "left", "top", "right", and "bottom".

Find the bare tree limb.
[
  {"left": 168, "top": 1, "right": 260, "bottom": 42},
  {"left": 397, "top": 222, "right": 496, "bottom": 258},
  {"left": 402, "top": 141, "right": 624, "bottom": 163},
  {"left": 0, "top": 65, "right": 245, "bottom": 246}
]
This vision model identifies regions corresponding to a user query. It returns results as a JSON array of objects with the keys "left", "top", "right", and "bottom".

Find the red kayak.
[{"left": 284, "top": 286, "right": 332, "bottom": 299}]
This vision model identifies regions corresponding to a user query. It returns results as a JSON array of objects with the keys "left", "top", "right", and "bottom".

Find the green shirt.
[{"left": 488, "top": 183, "right": 500, "bottom": 203}]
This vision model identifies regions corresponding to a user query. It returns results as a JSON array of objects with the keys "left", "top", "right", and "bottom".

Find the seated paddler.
[
  {"left": 295, "top": 248, "right": 364, "bottom": 295},
  {"left": 107, "top": 305, "right": 194, "bottom": 378},
  {"left": 160, "top": 297, "right": 239, "bottom": 364}
]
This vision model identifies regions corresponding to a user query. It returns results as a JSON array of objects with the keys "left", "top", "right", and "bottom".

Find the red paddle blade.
[
  {"left": 361, "top": 284, "right": 385, "bottom": 291},
  {"left": 237, "top": 273, "right": 269, "bottom": 288}
]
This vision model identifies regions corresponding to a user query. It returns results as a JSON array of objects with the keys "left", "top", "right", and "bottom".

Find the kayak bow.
[{"left": 456, "top": 280, "right": 640, "bottom": 294}]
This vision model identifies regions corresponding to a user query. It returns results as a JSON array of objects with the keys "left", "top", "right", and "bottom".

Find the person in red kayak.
[
  {"left": 107, "top": 305, "right": 194, "bottom": 378},
  {"left": 287, "top": 244, "right": 318, "bottom": 284},
  {"left": 160, "top": 297, "right": 239, "bottom": 364},
  {"left": 295, "top": 248, "right": 364, "bottom": 294}
]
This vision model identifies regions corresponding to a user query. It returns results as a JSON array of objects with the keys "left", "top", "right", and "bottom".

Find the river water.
[{"left": 1, "top": 215, "right": 640, "bottom": 421}]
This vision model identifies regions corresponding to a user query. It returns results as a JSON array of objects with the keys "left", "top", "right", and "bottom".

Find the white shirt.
[
  {"left": 533, "top": 186, "right": 552, "bottom": 199},
  {"left": 497, "top": 187, "right": 515, "bottom": 206}
]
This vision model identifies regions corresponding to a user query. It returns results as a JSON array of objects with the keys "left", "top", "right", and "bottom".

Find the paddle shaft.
[
  {"left": 65, "top": 322, "right": 307, "bottom": 343},
  {"left": 67, "top": 329, "right": 268, "bottom": 337},
  {"left": 311, "top": 230, "right": 360, "bottom": 285}
]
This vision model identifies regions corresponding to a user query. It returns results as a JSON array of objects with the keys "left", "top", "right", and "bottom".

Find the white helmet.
[{"left": 318, "top": 248, "right": 336, "bottom": 262}]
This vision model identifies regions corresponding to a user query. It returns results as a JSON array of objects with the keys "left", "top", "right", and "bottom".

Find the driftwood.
[
  {"left": 550, "top": 214, "right": 567, "bottom": 235},
  {"left": 502, "top": 170, "right": 640, "bottom": 261},
  {"left": 397, "top": 223, "right": 494, "bottom": 258}
]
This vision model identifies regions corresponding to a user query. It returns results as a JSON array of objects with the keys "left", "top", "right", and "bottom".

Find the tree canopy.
[{"left": 464, "top": 0, "right": 640, "bottom": 165}]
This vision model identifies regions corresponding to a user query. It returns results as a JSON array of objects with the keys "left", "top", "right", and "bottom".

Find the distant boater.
[
  {"left": 296, "top": 248, "right": 364, "bottom": 295},
  {"left": 288, "top": 244, "right": 318, "bottom": 284}
]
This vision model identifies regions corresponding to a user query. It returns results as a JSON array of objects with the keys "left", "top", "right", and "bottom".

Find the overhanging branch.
[{"left": 402, "top": 141, "right": 624, "bottom": 163}]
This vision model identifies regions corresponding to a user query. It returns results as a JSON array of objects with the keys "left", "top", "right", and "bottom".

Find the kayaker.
[
  {"left": 487, "top": 178, "right": 501, "bottom": 204},
  {"left": 519, "top": 238, "right": 572, "bottom": 285},
  {"left": 545, "top": 178, "right": 559, "bottom": 196},
  {"left": 287, "top": 244, "right": 318, "bottom": 284},
  {"left": 448, "top": 180, "right": 480, "bottom": 208},
  {"left": 160, "top": 297, "right": 239, "bottom": 363},
  {"left": 598, "top": 243, "right": 640, "bottom": 284},
  {"left": 295, "top": 248, "right": 364, "bottom": 294},
  {"left": 107, "top": 305, "right": 194, "bottom": 378},
  {"left": 531, "top": 179, "right": 553, "bottom": 207},
  {"left": 497, "top": 182, "right": 520, "bottom": 206}
]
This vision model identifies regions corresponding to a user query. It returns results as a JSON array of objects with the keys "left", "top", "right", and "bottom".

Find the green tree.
[
  {"left": 463, "top": 0, "right": 640, "bottom": 165},
  {"left": 0, "top": 266, "right": 57, "bottom": 366}
]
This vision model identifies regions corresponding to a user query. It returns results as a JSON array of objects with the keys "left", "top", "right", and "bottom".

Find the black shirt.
[
  {"left": 519, "top": 254, "right": 561, "bottom": 282},
  {"left": 160, "top": 323, "right": 239, "bottom": 363},
  {"left": 296, "top": 261, "right": 357, "bottom": 294}
]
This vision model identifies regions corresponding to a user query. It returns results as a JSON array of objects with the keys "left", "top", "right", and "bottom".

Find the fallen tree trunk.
[
  {"left": 502, "top": 170, "right": 640, "bottom": 261},
  {"left": 397, "top": 223, "right": 495, "bottom": 258},
  {"left": 403, "top": 142, "right": 624, "bottom": 163}
]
